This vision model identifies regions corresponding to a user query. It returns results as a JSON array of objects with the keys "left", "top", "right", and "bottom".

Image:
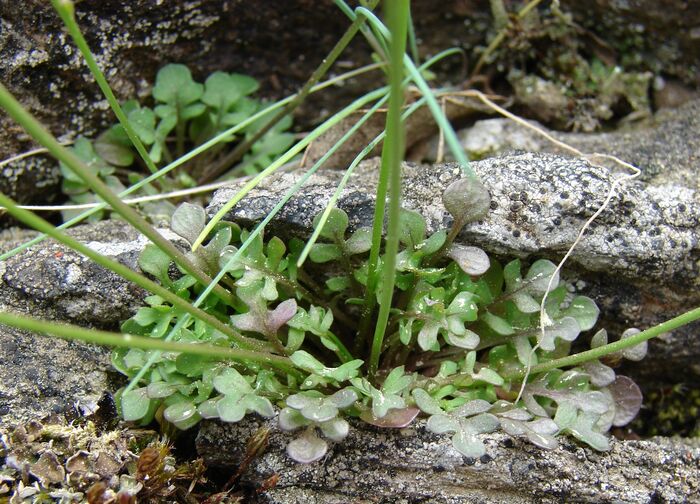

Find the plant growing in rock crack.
[
  {"left": 109, "top": 174, "right": 650, "bottom": 462},
  {"left": 1, "top": 0, "right": 699, "bottom": 477},
  {"left": 60, "top": 63, "right": 294, "bottom": 221}
]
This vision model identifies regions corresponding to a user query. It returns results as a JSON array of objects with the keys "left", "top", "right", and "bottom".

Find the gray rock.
[
  {"left": 208, "top": 153, "right": 699, "bottom": 287},
  {"left": 0, "top": 325, "right": 114, "bottom": 430},
  {"left": 196, "top": 415, "right": 700, "bottom": 503},
  {"left": 0, "top": 154, "right": 61, "bottom": 207},
  {"left": 455, "top": 99, "right": 700, "bottom": 190},
  {"left": 0, "top": 219, "right": 183, "bottom": 428},
  {"left": 0, "top": 220, "right": 147, "bottom": 325},
  {"left": 430, "top": 101, "right": 700, "bottom": 384},
  {"left": 207, "top": 153, "right": 700, "bottom": 385}
]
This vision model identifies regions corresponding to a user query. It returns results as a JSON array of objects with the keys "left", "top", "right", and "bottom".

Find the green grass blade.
[
  {"left": 296, "top": 49, "right": 462, "bottom": 268},
  {"left": 407, "top": 7, "right": 421, "bottom": 65},
  {"left": 0, "top": 191, "right": 266, "bottom": 352},
  {"left": 197, "top": 89, "right": 416, "bottom": 363},
  {"left": 508, "top": 306, "right": 700, "bottom": 379},
  {"left": 296, "top": 95, "right": 428, "bottom": 269},
  {"left": 51, "top": 0, "right": 159, "bottom": 175},
  {"left": 0, "top": 63, "right": 385, "bottom": 262},
  {"left": 343, "top": 3, "right": 475, "bottom": 178},
  {"left": 199, "top": 0, "right": 381, "bottom": 183},
  {"left": 191, "top": 86, "right": 389, "bottom": 251},
  {"left": 367, "top": 0, "right": 409, "bottom": 377},
  {"left": 0, "top": 311, "right": 295, "bottom": 373}
]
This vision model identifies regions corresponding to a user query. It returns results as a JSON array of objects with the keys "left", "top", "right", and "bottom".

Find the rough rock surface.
[
  {"left": 0, "top": 220, "right": 148, "bottom": 325},
  {"left": 208, "top": 153, "right": 700, "bottom": 385},
  {"left": 0, "top": 325, "right": 115, "bottom": 430},
  {"left": 0, "top": 155, "right": 61, "bottom": 207},
  {"left": 208, "top": 154, "right": 699, "bottom": 288},
  {"left": 0, "top": 219, "right": 180, "bottom": 428},
  {"left": 455, "top": 99, "right": 700, "bottom": 190},
  {"left": 196, "top": 415, "right": 700, "bottom": 503}
]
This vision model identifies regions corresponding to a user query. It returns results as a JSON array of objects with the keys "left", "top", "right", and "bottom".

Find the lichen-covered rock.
[
  {"left": 0, "top": 155, "right": 61, "bottom": 207},
  {"left": 207, "top": 153, "right": 700, "bottom": 385},
  {"left": 0, "top": 325, "right": 113, "bottom": 430},
  {"left": 3, "top": 0, "right": 698, "bottom": 207},
  {"left": 453, "top": 98, "right": 700, "bottom": 190},
  {"left": 0, "top": 219, "right": 182, "bottom": 428},
  {"left": 196, "top": 415, "right": 700, "bottom": 503},
  {"left": 208, "top": 154, "right": 699, "bottom": 288},
  {"left": 0, "top": 220, "right": 149, "bottom": 325}
]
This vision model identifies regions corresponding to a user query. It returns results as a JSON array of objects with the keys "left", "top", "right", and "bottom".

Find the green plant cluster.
[
  {"left": 2, "top": 0, "right": 684, "bottom": 474},
  {"left": 60, "top": 64, "right": 294, "bottom": 221},
  {"left": 113, "top": 177, "right": 645, "bottom": 463}
]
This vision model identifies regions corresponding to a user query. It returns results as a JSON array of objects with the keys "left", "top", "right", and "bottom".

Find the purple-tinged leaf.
[
  {"left": 608, "top": 375, "right": 643, "bottom": 426},
  {"left": 230, "top": 311, "right": 262, "bottom": 333},
  {"left": 360, "top": 407, "right": 419, "bottom": 428},
  {"left": 279, "top": 407, "right": 309, "bottom": 431},
  {"left": 269, "top": 299, "right": 298, "bottom": 332},
  {"left": 442, "top": 177, "right": 491, "bottom": 225}
]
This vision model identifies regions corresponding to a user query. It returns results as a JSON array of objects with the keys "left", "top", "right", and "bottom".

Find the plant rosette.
[{"left": 112, "top": 177, "right": 646, "bottom": 463}]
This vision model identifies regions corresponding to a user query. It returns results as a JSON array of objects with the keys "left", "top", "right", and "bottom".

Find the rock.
[
  {"left": 453, "top": 98, "right": 700, "bottom": 190},
  {"left": 562, "top": 0, "right": 700, "bottom": 87},
  {"left": 0, "top": 220, "right": 148, "bottom": 325},
  {"left": 0, "top": 154, "right": 61, "bottom": 207},
  {"left": 0, "top": 324, "right": 114, "bottom": 429},
  {"left": 0, "top": 219, "right": 182, "bottom": 428},
  {"left": 196, "top": 415, "right": 700, "bottom": 503},
  {"left": 208, "top": 154, "right": 699, "bottom": 287},
  {"left": 207, "top": 153, "right": 700, "bottom": 385},
  {"left": 432, "top": 100, "right": 700, "bottom": 385}
]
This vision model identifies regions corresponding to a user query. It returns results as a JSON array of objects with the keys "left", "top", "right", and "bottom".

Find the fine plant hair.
[{"left": 1, "top": 0, "right": 700, "bottom": 467}]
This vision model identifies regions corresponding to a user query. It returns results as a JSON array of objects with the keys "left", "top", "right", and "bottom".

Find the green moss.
[{"left": 633, "top": 385, "right": 700, "bottom": 438}]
